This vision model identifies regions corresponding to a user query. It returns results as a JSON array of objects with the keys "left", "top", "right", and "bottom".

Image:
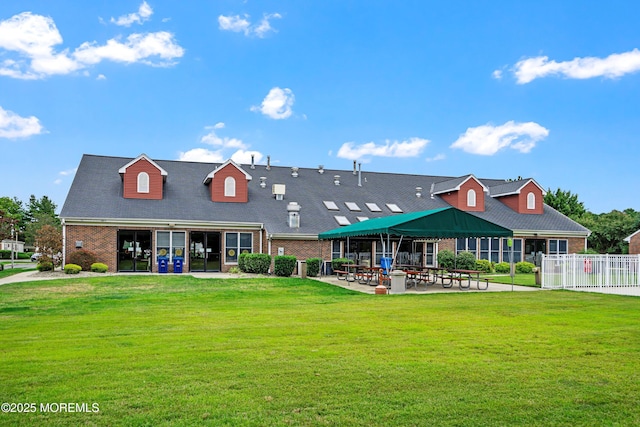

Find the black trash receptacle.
[
  {"left": 174, "top": 257, "right": 183, "bottom": 273},
  {"left": 158, "top": 256, "right": 168, "bottom": 273}
]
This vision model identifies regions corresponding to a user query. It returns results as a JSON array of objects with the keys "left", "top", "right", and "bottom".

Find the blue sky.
[{"left": 2, "top": 0, "right": 640, "bottom": 214}]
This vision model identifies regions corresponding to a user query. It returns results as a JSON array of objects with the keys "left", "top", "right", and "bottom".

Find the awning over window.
[{"left": 318, "top": 207, "right": 513, "bottom": 240}]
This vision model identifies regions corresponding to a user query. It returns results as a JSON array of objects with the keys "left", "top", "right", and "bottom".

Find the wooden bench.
[{"left": 334, "top": 270, "right": 349, "bottom": 280}]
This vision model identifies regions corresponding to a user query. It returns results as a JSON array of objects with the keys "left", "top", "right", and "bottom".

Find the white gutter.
[{"left": 62, "top": 217, "right": 264, "bottom": 230}]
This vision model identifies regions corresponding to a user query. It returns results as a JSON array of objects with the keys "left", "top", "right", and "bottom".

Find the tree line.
[
  {"left": 544, "top": 188, "right": 640, "bottom": 254},
  {"left": 0, "top": 195, "right": 60, "bottom": 248}
]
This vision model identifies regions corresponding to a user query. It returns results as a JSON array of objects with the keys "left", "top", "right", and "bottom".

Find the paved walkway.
[{"left": 0, "top": 269, "right": 539, "bottom": 294}]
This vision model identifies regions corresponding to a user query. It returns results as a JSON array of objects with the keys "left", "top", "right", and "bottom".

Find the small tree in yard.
[{"left": 35, "top": 224, "right": 62, "bottom": 268}]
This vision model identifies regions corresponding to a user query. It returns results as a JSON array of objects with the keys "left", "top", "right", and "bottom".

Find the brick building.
[{"left": 60, "top": 154, "right": 590, "bottom": 273}]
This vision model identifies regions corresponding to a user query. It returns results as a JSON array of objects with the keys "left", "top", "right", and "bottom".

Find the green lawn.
[
  {"left": 1, "top": 276, "right": 639, "bottom": 426},
  {"left": 482, "top": 273, "right": 537, "bottom": 287}
]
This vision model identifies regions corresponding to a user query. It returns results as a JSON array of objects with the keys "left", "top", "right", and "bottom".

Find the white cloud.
[
  {"left": 230, "top": 150, "right": 263, "bottom": 164},
  {"left": 218, "top": 14, "right": 251, "bottom": 35},
  {"left": 73, "top": 31, "right": 184, "bottom": 67},
  {"left": 492, "top": 69, "right": 503, "bottom": 80},
  {"left": 111, "top": 1, "right": 153, "bottom": 27},
  {"left": 426, "top": 153, "right": 446, "bottom": 162},
  {"left": 251, "top": 87, "right": 294, "bottom": 119},
  {"left": 0, "top": 106, "right": 44, "bottom": 139},
  {"left": 218, "top": 12, "right": 281, "bottom": 38},
  {"left": 54, "top": 167, "right": 77, "bottom": 184},
  {"left": 511, "top": 49, "right": 640, "bottom": 84},
  {"left": 337, "top": 138, "right": 429, "bottom": 161},
  {"left": 177, "top": 148, "right": 225, "bottom": 163},
  {"left": 200, "top": 122, "right": 247, "bottom": 149},
  {"left": 0, "top": 12, "right": 184, "bottom": 79},
  {"left": 450, "top": 121, "right": 549, "bottom": 155},
  {"left": 96, "top": 73, "right": 106, "bottom": 80},
  {"left": 179, "top": 124, "right": 263, "bottom": 165}
]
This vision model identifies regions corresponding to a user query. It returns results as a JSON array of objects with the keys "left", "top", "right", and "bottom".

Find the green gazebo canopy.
[{"left": 318, "top": 207, "right": 513, "bottom": 240}]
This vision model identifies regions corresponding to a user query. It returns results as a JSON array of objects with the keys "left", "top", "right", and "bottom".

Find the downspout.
[
  {"left": 61, "top": 218, "right": 66, "bottom": 267},
  {"left": 267, "top": 233, "right": 272, "bottom": 274}
]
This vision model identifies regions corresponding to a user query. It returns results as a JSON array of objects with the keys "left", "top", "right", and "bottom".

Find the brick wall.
[
  {"left": 65, "top": 225, "right": 117, "bottom": 271},
  {"left": 630, "top": 233, "right": 640, "bottom": 254}
]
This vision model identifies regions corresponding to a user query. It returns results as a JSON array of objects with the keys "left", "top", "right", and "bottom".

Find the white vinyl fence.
[{"left": 541, "top": 254, "right": 640, "bottom": 296}]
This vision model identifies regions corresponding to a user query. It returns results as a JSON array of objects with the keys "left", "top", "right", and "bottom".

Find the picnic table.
[{"left": 445, "top": 269, "right": 489, "bottom": 290}]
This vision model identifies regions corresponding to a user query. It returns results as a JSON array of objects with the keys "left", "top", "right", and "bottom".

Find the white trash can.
[{"left": 389, "top": 270, "right": 406, "bottom": 294}]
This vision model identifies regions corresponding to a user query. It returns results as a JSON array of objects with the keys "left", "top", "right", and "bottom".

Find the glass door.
[
  {"left": 117, "top": 230, "right": 152, "bottom": 272},
  {"left": 190, "top": 232, "right": 221, "bottom": 272}
]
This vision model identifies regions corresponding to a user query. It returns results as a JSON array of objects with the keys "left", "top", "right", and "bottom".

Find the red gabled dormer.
[
  {"left": 489, "top": 179, "right": 545, "bottom": 214},
  {"left": 119, "top": 154, "right": 168, "bottom": 200},
  {"left": 431, "top": 175, "right": 487, "bottom": 212},
  {"left": 203, "top": 159, "right": 252, "bottom": 203}
]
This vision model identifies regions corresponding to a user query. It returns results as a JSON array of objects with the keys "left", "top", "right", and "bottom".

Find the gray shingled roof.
[{"left": 60, "top": 154, "right": 590, "bottom": 237}]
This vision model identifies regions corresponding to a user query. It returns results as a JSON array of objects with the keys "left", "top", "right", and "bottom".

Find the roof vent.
[
  {"left": 266, "top": 155, "right": 271, "bottom": 171},
  {"left": 358, "top": 163, "right": 362, "bottom": 187},
  {"left": 416, "top": 187, "right": 422, "bottom": 198},
  {"left": 272, "top": 183, "right": 286, "bottom": 200},
  {"left": 334, "top": 175, "right": 340, "bottom": 186},
  {"left": 250, "top": 154, "right": 255, "bottom": 169},
  {"left": 318, "top": 165, "right": 324, "bottom": 174},
  {"left": 260, "top": 177, "right": 267, "bottom": 188},
  {"left": 291, "top": 167, "right": 299, "bottom": 178},
  {"left": 353, "top": 160, "right": 357, "bottom": 175}
]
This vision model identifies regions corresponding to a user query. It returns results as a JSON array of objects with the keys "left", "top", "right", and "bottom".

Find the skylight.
[
  {"left": 345, "top": 202, "right": 361, "bottom": 211},
  {"left": 323, "top": 201, "right": 339, "bottom": 211},
  {"left": 334, "top": 216, "right": 351, "bottom": 226},
  {"left": 386, "top": 203, "right": 403, "bottom": 213},
  {"left": 357, "top": 216, "right": 369, "bottom": 222},
  {"left": 365, "top": 203, "right": 381, "bottom": 212}
]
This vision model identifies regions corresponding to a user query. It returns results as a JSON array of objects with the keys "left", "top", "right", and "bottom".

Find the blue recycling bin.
[
  {"left": 173, "top": 257, "right": 183, "bottom": 273},
  {"left": 380, "top": 257, "right": 392, "bottom": 275},
  {"left": 158, "top": 256, "right": 168, "bottom": 273}
]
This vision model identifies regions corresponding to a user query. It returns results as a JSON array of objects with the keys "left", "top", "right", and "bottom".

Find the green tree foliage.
[
  {"left": 579, "top": 210, "right": 640, "bottom": 254},
  {"left": 0, "top": 197, "right": 24, "bottom": 241},
  {"left": 544, "top": 188, "right": 586, "bottom": 220}
]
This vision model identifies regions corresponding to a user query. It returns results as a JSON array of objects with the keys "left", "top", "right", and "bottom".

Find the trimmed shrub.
[
  {"left": 37, "top": 261, "right": 54, "bottom": 272},
  {"left": 0, "top": 250, "right": 10, "bottom": 259},
  {"left": 91, "top": 262, "right": 108, "bottom": 273},
  {"left": 455, "top": 251, "right": 476, "bottom": 270},
  {"left": 331, "top": 258, "right": 353, "bottom": 271},
  {"left": 274, "top": 255, "right": 297, "bottom": 277},
  {"left": 495, "top": 262, "right": 511, "bottom": 274},
  {"left": 515, "top": 261, "right": 536, "bottom": 274},
  {"left": 64, "top": 263, "right": 82, "bottom": 274},
  {"left": 436, "top": 250, "right": 455, "bottom": 269},
  {"left": 305, "top": 258, "right": 321, "bottom": 277},
  {"left": 475, "top": 259, "right": 493, "bottom": 273},
  {"left": 67, "top": 249, "right": 98, "bottom": 271},
  {"left": 239, "top": 253, "right": 271, "bottom": 274}
]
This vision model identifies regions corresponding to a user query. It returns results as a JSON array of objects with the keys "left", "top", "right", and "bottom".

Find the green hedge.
[
  {"left": 91, "top": 263, "right": 108, "bottom": 273},
  {"left": 0, "top": 250, "right": 29, "bottom": 259},
  {"left": 238, "top": 253, "right": 272, "bottom": 274},
  {"left": 516, "top": 261, "right": 536, "bottom": 274},
  {"left": 305, "top": 258, "right": 321, "bottom": 277},
  {"left": 37, "top": 261, "right": 54, "bottom": 272},
  {"left": 455, "top": 252, "right": 476, "bottom": 270},
  {"left": 274, "top": 255, "right": 297, "bottom": 277},
  {"left": 64, "top": 263, "right": 82, "bottom": 274},
  {"left": 437, "top": 250, "right": 455, "bottom": 269},
  {"left": 495, "top": 262, "right": 511, "bottom": 274},
  {"left": 331, "top": 258, "right": 353, "bottom": 271},
  {"left": 475, "top": 259, "right": 493, "bottom": 273}
]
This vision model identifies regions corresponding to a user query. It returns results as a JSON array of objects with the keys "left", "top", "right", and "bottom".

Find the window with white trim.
[
  {"left": 502, "top": 238, "right": 522, "bottom": 263},
  {"left": 467, "top": 189, "right": 476, "bottom": 207},
  {"left": 480, "top": 237, "right": 500, "bottom": 262},
  {"left": 332, "top": 240, "right": 342, "bottom": 260},
  {"left": 156, "top": 231, "right": 186, "bottom": 263},
  {"left": 527, "top": 192, "right": 536, "bottom": 210},
  {"left": 224, "top": 176, "right": 236, "bottom": 197},
  {"left": 225, "top": 232, "right": 252, "bottom": 263},
  {"left": 137, "top": 172, "right": 149, "bottom": 193},
  {"left": 456, "top": 238, "right": 477, "bottom": 257},
  {"left": 548, "top": 239, "right": 568, "bottom": 255}
]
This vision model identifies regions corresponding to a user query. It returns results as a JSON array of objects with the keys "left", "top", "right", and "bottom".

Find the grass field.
[{"left": 1, "top": 275, "right": 639, "bottom": 426}]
